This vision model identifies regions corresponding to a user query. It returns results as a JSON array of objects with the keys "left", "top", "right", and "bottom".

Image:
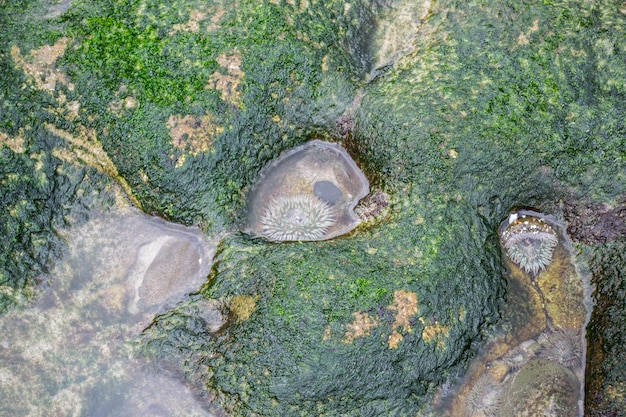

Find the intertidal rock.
[
  {"left": 245, "top": 140, "right": 369, "bottom": 242},
  {"left": 125, "top": 216, "right": 215, "bottom": 316}
]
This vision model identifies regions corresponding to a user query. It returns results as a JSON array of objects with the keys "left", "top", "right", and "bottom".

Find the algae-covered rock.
[
  {"left": 585, "top": 240, "right": 626, "bottom": 416},
  {"left": 2, "top": 0, "right": 626, "bottom": 415}
]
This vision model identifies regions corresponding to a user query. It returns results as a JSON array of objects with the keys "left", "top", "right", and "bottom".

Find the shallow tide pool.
[{"left": 0, "top": 209, "right": 218, "bottom": 416}]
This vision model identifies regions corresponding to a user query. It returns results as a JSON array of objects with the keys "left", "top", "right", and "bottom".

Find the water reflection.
[{"left": 0, "top": 209, "right": 217, "bottom": 416}]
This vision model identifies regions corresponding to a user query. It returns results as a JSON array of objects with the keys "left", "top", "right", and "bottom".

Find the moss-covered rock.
[{"left": 140, "top": 186, "right": 504, "bottom": 414}]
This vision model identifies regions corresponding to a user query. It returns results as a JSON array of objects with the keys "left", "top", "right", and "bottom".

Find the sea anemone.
[
  {"left": 500, "top": 215, "right": 558, "bottom": 276},
  {"left": 245, "top": 140, "right": 369, "bottom": 241},
  {"left": 260, "top": 194, "right": 335, "bottom": 241},
  {"left": 537, "top": 328, "right": 583, "bottom": 371},
  {"left": 465, "top": 374, "right": 502, "bottom": 417}
]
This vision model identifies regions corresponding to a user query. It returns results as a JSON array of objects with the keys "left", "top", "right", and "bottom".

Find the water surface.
[{"left": 0, "top": 209, "right": 217, "bottom": 417}]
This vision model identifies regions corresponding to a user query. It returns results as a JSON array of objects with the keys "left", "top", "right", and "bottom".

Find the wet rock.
[
  {"left": 499, "top": 359, "right": 580, "bottom": 417},
  {"left": 127, "top": 225, "right": 213, "bottom": 316}
]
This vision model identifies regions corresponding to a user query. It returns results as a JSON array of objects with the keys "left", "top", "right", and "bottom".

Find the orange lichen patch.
[
  {"left": 387, "top": 290, "right": 419, "bottom": 349},
  {"left": 420, "top": 318, "right": 449, "bottom": 348},
  {"left": 0, "top": 129, "right": 26, "bottom": 153},
  {"left": 10, "top": 37, "right": 74, "bottom": 92},
  {"left": 229, "top": 295, "right": 257, "bottom": 322},
  {"left": 516, "top": 19, "right": 539, "bottom": 46},
  {"left": 169, "top": 9, "right": 208, "bottom": 34},
  {"left": 343, "top": 311, "right": 380, "bottom": 344},
  {"left": 166, "top": 114, "right": 223, "bottom": 163},
  {"left": 207, "top": 53, "right": 243, "bottom": 107},
  {"left": 45, "top": 123, "right": 141, "bottom": 208}
]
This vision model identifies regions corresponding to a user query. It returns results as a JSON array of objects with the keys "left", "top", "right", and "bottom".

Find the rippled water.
[{"left": 0, "top": 209, "right": 218, "bottom": 417}]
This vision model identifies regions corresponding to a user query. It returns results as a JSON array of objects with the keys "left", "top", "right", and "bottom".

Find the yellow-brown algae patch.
[
  {"left": 388, "top": 331, "right": 403, "bottom": 350},
  {"left": 322, "top": 325, "right": 331, "bottom": 342},
  {"left": 229, "top": 295, "right": 257, "bottom": 322},
  {"left": 387, "top": 290, "right": 418, "bottom": 349},
  {"left": 535, "top": 246, "right": 586, "bottom": 330},
  {"left": 108, "top": 95, "right": 138, "bottom": 117},
  {"left": 420, "top": 318, "right": 449, "bottom": 348},
  {"left": 516, "top": 19, "right": 539, "bottom": 46},
  {"left": 206, "top": 53, "right": 243, "bottom": 107},
  {"left": 206, "top": 8, "right": 225, "bottom": 32},
  {"left": 166, "top": 114, "right": 223, "bottom": 163},
  {"left": 342, "top": 312, "right": 380, "bottom": 344},
  {"left": 45, "top": 123, "right": 141, "bottom": 209},
  {"left": 169, "top": 9, "right": 208, "bottom": 34},
  {"left": 10, "top": 37, "right": 73, "bottom": 92},
  {"left": 0, "top": 129, "right": 26, "bottom": 153}
]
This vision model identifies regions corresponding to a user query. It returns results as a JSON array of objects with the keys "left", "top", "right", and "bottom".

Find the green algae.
[
  {"left": 138, "top": 186, "right": 505, "bottom": 415},
  {"left": 55, "top": 0, "right": 377, "bottom": 230}
]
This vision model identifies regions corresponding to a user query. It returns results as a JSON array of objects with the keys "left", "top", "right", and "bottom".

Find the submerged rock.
[
  {"left": 245, "top": 140, "right": 369, "bottom": 242},
  {"left": 499, "top": 359, "right": 580, "bottom": 417},
  {"left": 464, "top": 373, "right": 502, "bottom": 417}
]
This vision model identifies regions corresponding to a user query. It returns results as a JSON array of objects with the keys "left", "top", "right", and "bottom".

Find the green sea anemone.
[
  {"left": 260, "top": 194, "right": 335, "bottom": 241},
  {"left": 500, "top": 212, "right": 559, "bottom": 276},
  {"left": 464, "top": 374, "right": 502, "bottom": 417}
]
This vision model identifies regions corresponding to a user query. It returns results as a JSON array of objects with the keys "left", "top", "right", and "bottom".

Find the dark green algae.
[
  {"left": 0, "top": 49, "right": 117, "bottom": 312},
  {"left": 55, "top": 0, "right": 378, "bottom": 228},
  {"left": 1, "top": 0, "right": 625, "bottom": 415},
  {"left": 139, "top": 189, "right": 504, "bottom": 415},
  {"left": 586, "top": 240, "right": 626, "bottom": 417}
]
